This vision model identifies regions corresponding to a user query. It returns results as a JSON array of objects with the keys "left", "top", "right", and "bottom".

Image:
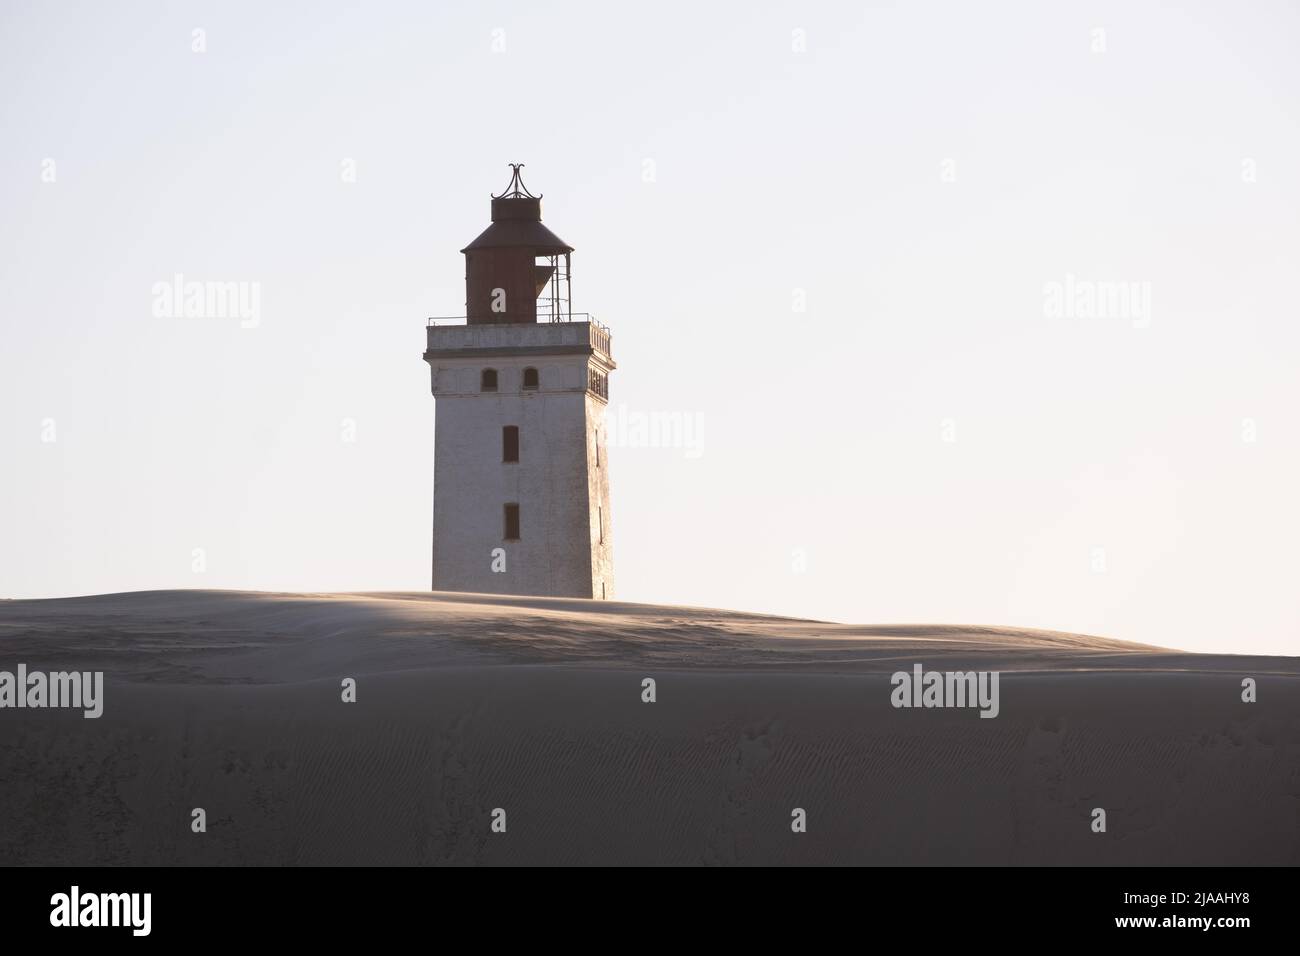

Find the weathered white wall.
[
  {"left": 586, "top": 392, "right": 614, "bottom": 600},
  {"left": 427, "top": 326, "right": 614, "bottom": 598}
]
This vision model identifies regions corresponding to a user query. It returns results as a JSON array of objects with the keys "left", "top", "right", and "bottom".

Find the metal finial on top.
[{"left": 492, "top": 163, "right": 541, "bottom": 200}]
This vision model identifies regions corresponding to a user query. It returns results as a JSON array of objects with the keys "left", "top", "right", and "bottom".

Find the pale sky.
[{"left": 2, "top": 1, "right": 1297, "bottom": 656}]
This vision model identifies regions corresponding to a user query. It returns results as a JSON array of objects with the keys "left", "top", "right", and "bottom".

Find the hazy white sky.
[{"left": 2, "top": 1, "right": 1297, "bottom": 656}]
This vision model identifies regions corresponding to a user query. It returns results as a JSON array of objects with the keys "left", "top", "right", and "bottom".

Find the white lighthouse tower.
[{"left": 424, "top": 165, "right": 615, "bottom": 599}]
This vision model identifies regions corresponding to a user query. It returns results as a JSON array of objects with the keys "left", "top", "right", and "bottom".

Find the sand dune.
[{"left": 1, "top": 590, "right": 1295, "bottom": 865}]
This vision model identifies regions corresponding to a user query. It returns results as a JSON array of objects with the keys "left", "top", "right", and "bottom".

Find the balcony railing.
[
  {"left": 425, "top": 314, "right": 612, "bottom": 358},
  {"left": 426, "top": 312, "right": 606, "bottom": 329}
]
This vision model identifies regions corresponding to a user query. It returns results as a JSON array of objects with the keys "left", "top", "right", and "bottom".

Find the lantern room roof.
[{"left": 460, "top": 164, "right": 573, "bottom": 255}]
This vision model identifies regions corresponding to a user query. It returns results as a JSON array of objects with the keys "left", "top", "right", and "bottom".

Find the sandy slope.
[{"left": 0, "top": 590, "right": 1296, "bottom": 865}]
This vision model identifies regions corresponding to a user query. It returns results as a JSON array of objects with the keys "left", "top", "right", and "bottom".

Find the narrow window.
[
  {"left": 522, "top": 367, "right": 539, "bottom": 390},
  {"left": 598, "top": 507, "right": 603, "bottom": 543},
  {"left": 481, "top": 368, "right": 498, "bottom": 392},
  {"left": 503, "top": 425, "right": 519, "bottom": 463},
  {"left": 504, "top": 503, "right": 520, "bottom": 540},
  {"left": 595, "top": 434, "right": 600, "bottom": 468}
]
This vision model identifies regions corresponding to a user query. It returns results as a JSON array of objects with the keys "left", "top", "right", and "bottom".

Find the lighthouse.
[{"left": 424, "top": 165, "right": 615, "bottom": 599}]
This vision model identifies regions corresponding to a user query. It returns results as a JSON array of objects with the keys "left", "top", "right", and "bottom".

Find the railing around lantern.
[
  {"left": 426, "top": 313, "right": 605, "bottom": 327},
  {"left": 425, "top": 313, "right": 612, "bottom": 356}
]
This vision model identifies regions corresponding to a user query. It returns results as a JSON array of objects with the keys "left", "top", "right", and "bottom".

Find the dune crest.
[{"left": 1, "top": 590, "right": 1295, "bottom": 865}]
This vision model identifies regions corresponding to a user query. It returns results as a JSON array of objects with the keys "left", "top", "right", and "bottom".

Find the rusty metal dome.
[{"left": 460, "top": 164, "right": 572, "bottom": 255}]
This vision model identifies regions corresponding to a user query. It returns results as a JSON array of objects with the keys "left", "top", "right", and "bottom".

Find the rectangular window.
[
  {"left": 504, "top": 503, "right": 520, "bottom": 540},
  {"left": 503, "top": 425, "right": 519, "bottom": 462},
  {"left": 598, "top": 507, "right": 603, "bottom": 543}
]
